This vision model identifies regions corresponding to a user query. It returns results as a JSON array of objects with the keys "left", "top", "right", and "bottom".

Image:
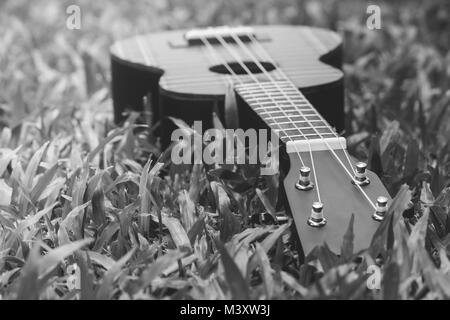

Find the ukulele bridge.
[
  {"left": 185, "top": 26, "right": 254, "bottom": 43},
  {"left": 170, "top": 26, "right": 271, "bottom": 47}
]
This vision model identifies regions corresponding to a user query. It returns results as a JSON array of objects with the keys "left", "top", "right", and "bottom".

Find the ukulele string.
[
  {"left": 133, "top": 36, "right": 337, "bottom": 88},
  {"left": 246, "top": 33, "right": 376, "bottom": 209},
  {"left": 245, "top": 33, "right": 377, "bottom": 210},
  {"left": 199, "top": 34, "right": 276, "bottom": 166},
  {"left": 246, "top": 34, "right": 375, "bottom": 208},
  {"left": 244, "top": 35, "right": 359, "bottom": 172},
  {"left": 226, "top": 32, "right": 374, "bottom": 208},
  {"left": 199, "top": 36, "right": 308, "bottom": 170},
  {"left": 208, "top": 34, "right": 322, "bottom": 204},
  {"left": 223, "top": 33, "right": 323, "bottom": 203},
  {"left": 134, "top": 29, "right": 376, "bottom": 210},
  {"left": 199, "top": 36, "right": 234, "bottom": 87}
]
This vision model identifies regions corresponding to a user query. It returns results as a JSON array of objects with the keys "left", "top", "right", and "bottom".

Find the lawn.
[{"left": 0, "top": 0, "right": 449, "bottom": 299}]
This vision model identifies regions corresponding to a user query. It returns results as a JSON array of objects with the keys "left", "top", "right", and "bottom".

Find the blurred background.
[
  {"left": 0, "top": 0, "right": 449, "bottom": 194},
  {"left": 1, "top": 0, "right": 450, "bottom": 300}
]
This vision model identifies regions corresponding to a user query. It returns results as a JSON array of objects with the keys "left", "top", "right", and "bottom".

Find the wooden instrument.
[{"left": 110, "top": 25, "right": 391, "bottom": 256}]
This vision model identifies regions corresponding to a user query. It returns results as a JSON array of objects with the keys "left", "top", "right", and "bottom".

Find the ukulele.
[{"left": 110, "top": 25, "right": 391, "bottom": 255}]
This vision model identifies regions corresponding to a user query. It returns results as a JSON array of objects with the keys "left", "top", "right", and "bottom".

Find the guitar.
[{"left": 110, "top": 25, "right": 391, "bottom": 255}]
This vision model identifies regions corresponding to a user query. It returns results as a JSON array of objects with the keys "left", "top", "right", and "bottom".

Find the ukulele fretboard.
[{"left": 234, "top": 80, "right": 337, "bottom": 143}]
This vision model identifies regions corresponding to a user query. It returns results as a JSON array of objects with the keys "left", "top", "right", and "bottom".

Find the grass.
[{"left": 0, "top": 0, "right": 449, "bottom": 299}]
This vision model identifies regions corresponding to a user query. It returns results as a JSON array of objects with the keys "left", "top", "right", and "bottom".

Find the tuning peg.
[
  {"left": 295, "top": 166, "right": 314, "bottom": 191},
  {"left": 307, "top": 202, "right": 327, "bottom": 228},
  {"left": 352, "top": 162, "right": 370, "bottom": 186},
  {"left": 372, "top": 196, "right": 389, "bottom": 221}
]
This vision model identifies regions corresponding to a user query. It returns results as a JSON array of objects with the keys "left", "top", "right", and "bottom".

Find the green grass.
[{"left": 0, "top": 0, "right": 449, "bottom": 299}]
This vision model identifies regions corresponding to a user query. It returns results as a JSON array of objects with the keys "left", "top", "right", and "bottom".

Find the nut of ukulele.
[
  {"left": 352, "top": 162, "right": 370, "bottom": 186},
  {"left": 295, "top": 166, "right": 314, "bottom": 191},
  {"left": 307, "top": 202, "right": 327, "bottom": 228},
  {"left": 372, "top": 196, "right": 389, "bottom": 221}
]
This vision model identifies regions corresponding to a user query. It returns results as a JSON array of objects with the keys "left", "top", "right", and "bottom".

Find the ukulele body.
[{"left": 110, "top": 25, "right": 344, "bottom": 148}]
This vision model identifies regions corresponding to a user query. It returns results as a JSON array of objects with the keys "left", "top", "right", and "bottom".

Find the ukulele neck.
[{"left": 234, "top": 79, "right": 347, "bottom": 152}]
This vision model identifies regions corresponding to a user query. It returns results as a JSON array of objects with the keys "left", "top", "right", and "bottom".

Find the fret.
[
  {"left": 260, "top": 113, "right": 290, "bottom": 119},
  {"left": 259, "top": 110, "right": 313, "bottom": 117},
  {"left": 279, "top": 128, "right": 328, "bottom": 136},
  {"left": 304, "top": 115, "right": 321, "bottom": 121},
  {"left": 235, "top": 80, "right": 335, "bottom": 141},
  {"left": 269, "top": 120, "right": 326, "bottom": 127},
  {"left": 269, "top": 120, "right": 335, "bottom": 136},
  {"left": 287, "top": 129, "right": 314, "bottom": 136},
  {"left": 241, "top": 92, "right": 306, "bottom": 99},
  {"left": 278, "top": 133, "right": 337, "bottom": 141},
  {"left": 245, "top": 98, "right": 308, "bottom": 106},
  {"left": 256, "top": 106, "right": 311, "bottom": 113},
  {"left": 256, "top": 106, "right": 297, "bottom": 112},
  {"left": 260, "top": 112, "right": 297, "bottom": 119},
  {"left": 241, "top": 93, "right": 303, "bottom": 101},
  {"left": 277, "top": 123, "right": 309, "bottom": 129},
  {"left": 301, "top": 110, "right": 318, "bottom": 115},
  {"left": 252, "top": 99, "right": 310, "bottom": 105},
  {"left": 239, "top": 82, "right": 292, "bottom": 90},
  {"left": 246, "top": 98, "right": 273, "bottom": 104},
  {"left": 294, "top": 133, "right": 336, "bottom": 140},
  {"left": 239, "top": 88, "right": 300, "bottom": 95},
  {"left": 266, "top": 118, "right": 303, "bottom": 125},
  {"left": 259, "top": 109, "right": 303, "bottom": 115},
  {"left": 275, "top": 124, "right": 332, "bottom": 132},
  {"left": 248, "top": 99, "right": 310, "bottom": 106},
  {"left": 299, "top": 128, "right": 317, "bottom": 135},
  {"left": 269, "top": 120, "right": 313, "bottom": 127},
  {"left": 250, "top": 100, "right": 311, "bottom": 109},
  {"left": 245, "top": 95, "right": 302, "bottom": 102},
  {"left": 277, "top": 123, "right": 298, "bottom": 129},
  {"left": 276, "top": 131, "right": 336, "bottom": 140},
  {"left": 265, "top": 117, "right": 307, "bottom": 124},
  {"left": 252, "top": 101, "right": 311, "bottom": 108},
  {"left": 260, "top": 112, "right": 322, "bottom": 119},
  {"left": 286, "top": 126, "right": 332, "bottom": 132},
  {"left": 260, "top": 113, "right": 301, "bottom": 119}
]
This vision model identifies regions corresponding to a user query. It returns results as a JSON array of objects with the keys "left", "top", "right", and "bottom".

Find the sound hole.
[{"left": 209, "top": 61, "right": 276, "bottom": 75}]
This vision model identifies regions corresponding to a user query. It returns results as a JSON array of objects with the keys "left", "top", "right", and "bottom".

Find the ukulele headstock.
[{"left": 283, "top": 138, "right": 391, "bottom": 255}]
